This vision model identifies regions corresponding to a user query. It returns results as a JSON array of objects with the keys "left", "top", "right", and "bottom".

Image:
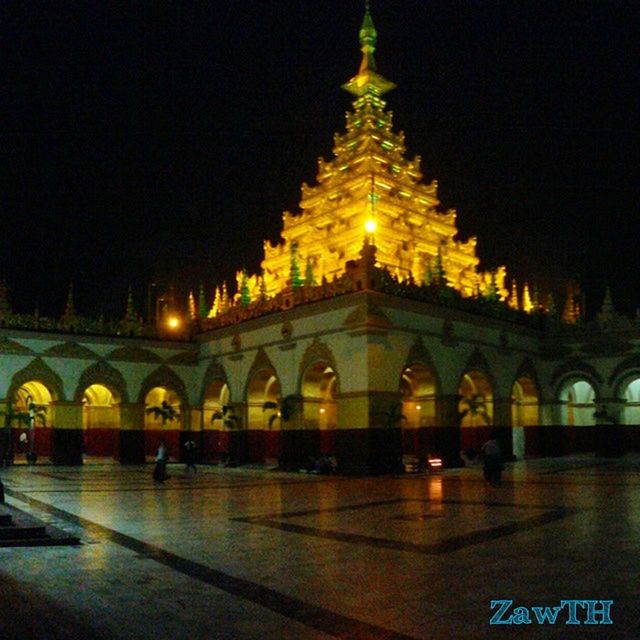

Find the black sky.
[{"left": 2, "top": 0, "right": 638, "bottom": 319}]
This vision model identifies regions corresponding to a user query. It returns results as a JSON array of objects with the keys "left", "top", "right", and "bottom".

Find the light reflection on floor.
[{"left": 1, "top": 457, "right": 639, "bottom": 639}]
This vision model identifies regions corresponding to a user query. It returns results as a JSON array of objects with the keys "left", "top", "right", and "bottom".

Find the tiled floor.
[{"left": 1, "top": 457, "right": 639, "bottom": 639}]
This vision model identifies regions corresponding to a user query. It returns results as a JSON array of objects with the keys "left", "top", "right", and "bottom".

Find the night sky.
[{"left": 3, "top": 1, "right": 638, "bottom": 320}]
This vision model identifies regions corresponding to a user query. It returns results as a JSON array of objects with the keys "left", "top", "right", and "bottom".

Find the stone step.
[
  {"left": 0, "top": 525, "right": 47, "bottom": 540},
  {"left": 0, "top": 514, "right": 13, "bottom": 526},
  {"left": 0, "top": 505, "right": 80, "bottom": 547}
]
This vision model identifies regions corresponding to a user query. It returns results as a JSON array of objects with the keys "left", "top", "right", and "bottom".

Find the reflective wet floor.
[{"left": 1, "top": 457, "right": 639, "bottom": 639}]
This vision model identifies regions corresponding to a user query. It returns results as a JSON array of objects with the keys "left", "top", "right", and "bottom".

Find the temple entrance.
[
  {"left": 458, "top": 370, "right": 493, "bottom": 455},
  {"left": 203, "top": 380, "right": 230, "bottom": 462},
  {"left": 511, "top": 377, "right": 539, "bottom": 459},
  {"left": 621, "top": 377, "right": 640, "bottom": 425},
  {"left": 13, "top": 381, "right": 52, "bottom": 460},
  {"left": 246, "top": 368, "right": 281, "bottom": 463},
  {"left": 399, "top": 364, "right": 437, "bottom": 458},
  {"left": 301, "top": 362, "right": 337, "bottom": 455},
  {"left": 144, "top": 386, "right": 182, "bottom": 459},
  {"left": 82, "top": 384, "right": 120, "bottom": 458},
  {"left": 559, "top": 379, "right": 596, "bottom": 426}
]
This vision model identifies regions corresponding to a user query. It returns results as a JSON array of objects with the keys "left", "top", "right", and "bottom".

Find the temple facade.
[{"left": 0, "top": 7, "right": 637, "bottom": 473}]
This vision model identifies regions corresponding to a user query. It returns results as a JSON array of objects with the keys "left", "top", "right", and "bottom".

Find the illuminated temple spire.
[
  {"left": 342, "top": 2, "right": 396, "bottom": 98},
  {"left": 254, "top": 3, "right": 506, "bottom": 301}
]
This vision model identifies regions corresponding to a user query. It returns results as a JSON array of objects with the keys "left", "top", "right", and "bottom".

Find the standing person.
[
  {"left": 481, "top": 431, "right": 502, "bottom": 486},
  {"left": 153, "top": 439, "right": 169, "bottom": 482},
  {"left": 183, "top": 437, "right": 197, "bottom": 474}
]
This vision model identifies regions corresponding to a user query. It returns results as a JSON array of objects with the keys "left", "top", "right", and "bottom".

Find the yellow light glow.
[
  {"left": 416, "top": 405, "right": 422, "bottom": 410},
  {"left": 365, "top": 218, "right": 377, "bottom": 234},
  {"left": 167, "top": 316, "right": 180, "bottom": 329}
]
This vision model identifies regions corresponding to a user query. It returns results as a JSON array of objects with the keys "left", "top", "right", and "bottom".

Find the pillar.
[
  {"left": 595, "top": 398, "right": 626, "bottom": 457},
  {"left": 335, "top": 390, "right": 403, "bottom": 475},
  {"left": 279, "top": 396, "right": 318, "bottom": 471},
  {"left": 435, "top": 394, "right": 463, "bottom": 468},
  {"left": 493, "top": 396, "right": 514, "bottom": 461},
  {"left": 51, "top": 401, "right": 83, "bottom": 465},
  {"left": 228, "top": 402, "right": 248, "bottom": 466},
  {"left": 119, "top": 403, "right": 145, "bottom": 464}
]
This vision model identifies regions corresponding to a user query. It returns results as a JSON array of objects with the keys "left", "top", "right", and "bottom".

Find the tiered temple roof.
[{"left": 238, "top": 4, "right": 506, "bottom": 302}]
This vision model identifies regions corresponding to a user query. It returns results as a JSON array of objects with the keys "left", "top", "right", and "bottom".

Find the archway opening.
[
  {"left": 203, "top": 380, "right": 230, "bottom": 462},
  {"left": 622, "top": 377, "right": 640, "bottom": 425},
  {"left": 302, "top": 362, "right": 337, "bottom": 456},
  {"left": 400, "top": 364, "right": 437, "bottom": 458},
  {"left": 246, "top": 368, "right": 281, "bottom": 462},
  {"left": 82, "top": 384, "right": 120, "bottom": 457},
  {"left": 13, "top": 381, "right": 52, "bottom": 459},
  {"left": 559, "top": 379, "right": 596, "bottom": 426},
  {"left": 204, "top": 381, "right": 230, "bottom": 425},
  {"left": 511, "top": 376, "right": 539, "bottom": 458},
  {"left": 458, "top": 370, "right": 493, "bottom": 454},
  {"left": 144, "top": 386, "right": 182, "bottom": 458}
]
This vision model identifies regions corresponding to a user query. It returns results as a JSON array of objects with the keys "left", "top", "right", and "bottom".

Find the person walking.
[
  {"left": 153, "top": 439, "right": 169, "bottom": 482},
  {"left": 183, "top": 437, "right": 197, "bottom": 474},
  {"left": 481, "top": 432, "right": 502, "bottom": 486}
]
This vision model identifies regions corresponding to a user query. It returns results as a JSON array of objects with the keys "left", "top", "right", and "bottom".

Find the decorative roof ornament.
[
  {"left": 508, "top": 279, "right": 519, "bottom": 310},
  {"left": 342, "top": 2, "right": 396, "bottom": 98},
  {"left": 198, "top": 283, "right": 208, "bottom": 319},
  {"left": 62, "top": 283, "right": 76, "bottom": 318},
  {"left": 188, "top": 290, "right": 197, "bottom": 320},
  {"left": 124, "top": 286, "right": 138, "bottom": 323}
]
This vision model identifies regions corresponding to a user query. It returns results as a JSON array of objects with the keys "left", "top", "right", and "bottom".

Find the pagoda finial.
[
  {"left": 63, "top": 282, "right": 76, "bottom": 318},
  {"left": 124, "top": 285, "right": 137, "bottom": 322},
  {"left": 359, "top": 1, "right": 377, "bottom": 74},
  {"left": 343, "top": 2, "right": 395, "bottom": 97}
]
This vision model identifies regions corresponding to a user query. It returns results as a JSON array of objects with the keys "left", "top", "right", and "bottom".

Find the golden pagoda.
[{"left": 238, "top": 4, "right": 505, "bottom": 301}]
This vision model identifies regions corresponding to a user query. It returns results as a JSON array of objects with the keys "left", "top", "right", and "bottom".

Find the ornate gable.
[
  {"left": 107, "top": 345, "right": 162, "bottom": 364},
  {"left": 0, "top": 337, "right": 34, "bottom": 355},
  {"left": 7, "top": 357, "right": 65, "bottom": 401},
  {"left": 74, "top": 360, "right": 129, "bottom": 403},
  {"left": 43, "top": 341, "right": 98, "bottom": 359}
]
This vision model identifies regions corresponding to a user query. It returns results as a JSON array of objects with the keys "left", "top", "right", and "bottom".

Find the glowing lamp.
[
  {"left": 167, "top": 316, "right": 180, "bottom": 330},
  {"left": 364, "top": 218, "right": 377, "bottom": 234},
  {"left": 416, "top": 405, "right": 422, "bottom": 410},
  {"left": 428, "top": 457, "right": 443, "bottom": 472}
]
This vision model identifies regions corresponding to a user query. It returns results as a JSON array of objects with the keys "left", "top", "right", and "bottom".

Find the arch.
[
  {"left": 458, "top": 368, "right": 494, "bottom": 454},
  {"left": 246, "top": 367, "right": 282, "bottom": 430},
  {"left": 82, "top": 383, "right": 121, "bottom": 457},
  {"left": 458, "top": 370, "right": 494, "bottom": 428},
  {"left": 511, "top": 375, "right": 540, "bottom": 458},
  {"left": 399, "top": 361, "right": 439, "bottom": 460},
  {"left": 404, "top": 337, "right": 437, "bottom": 373},
  {"left": 199, "top": 359, "right": 229, "bottom": 404},
  {"left": 514, "top": 357, "right": 542, "bottom": 400},
  {"left": 74, "top": 360, "right": 129, "bottom": 403},
  {"left": 298, "top": 339, "right": 340, "bottom": 391},
  {"left": 246, "top": 363, "right": 282, "bottom": 462},
  {"left": 551, "top": 358, "right": 603, "bottom": 389},
  {"left": 14, "top": 380, "right": 53, "bottom": 411},
  {"left": 557, "top": 378, "right": 597, "bottom": 426},
  {"left": 609, "top": 354, "right": 640, "bottom": 396},
  {"left": 143, "top": 386, "right": 183, "bottom": 430},
  {"left": 400, "top": 363, "right": 438, "bottom": 429},
  {"left": 7, "top": 358, "right": 64, "bottom": 403},
  {"left": 301, "top": 360, "right": 338, "bottom": 431},
  {"left": 203, "top": 380, "right": 231, "bottom": 427},
  {"left": 138, "top": 365, "right": 188, "bottom": 406},
  {"left": 618, "top": 376, "right": 640, "bottom": 425}
]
